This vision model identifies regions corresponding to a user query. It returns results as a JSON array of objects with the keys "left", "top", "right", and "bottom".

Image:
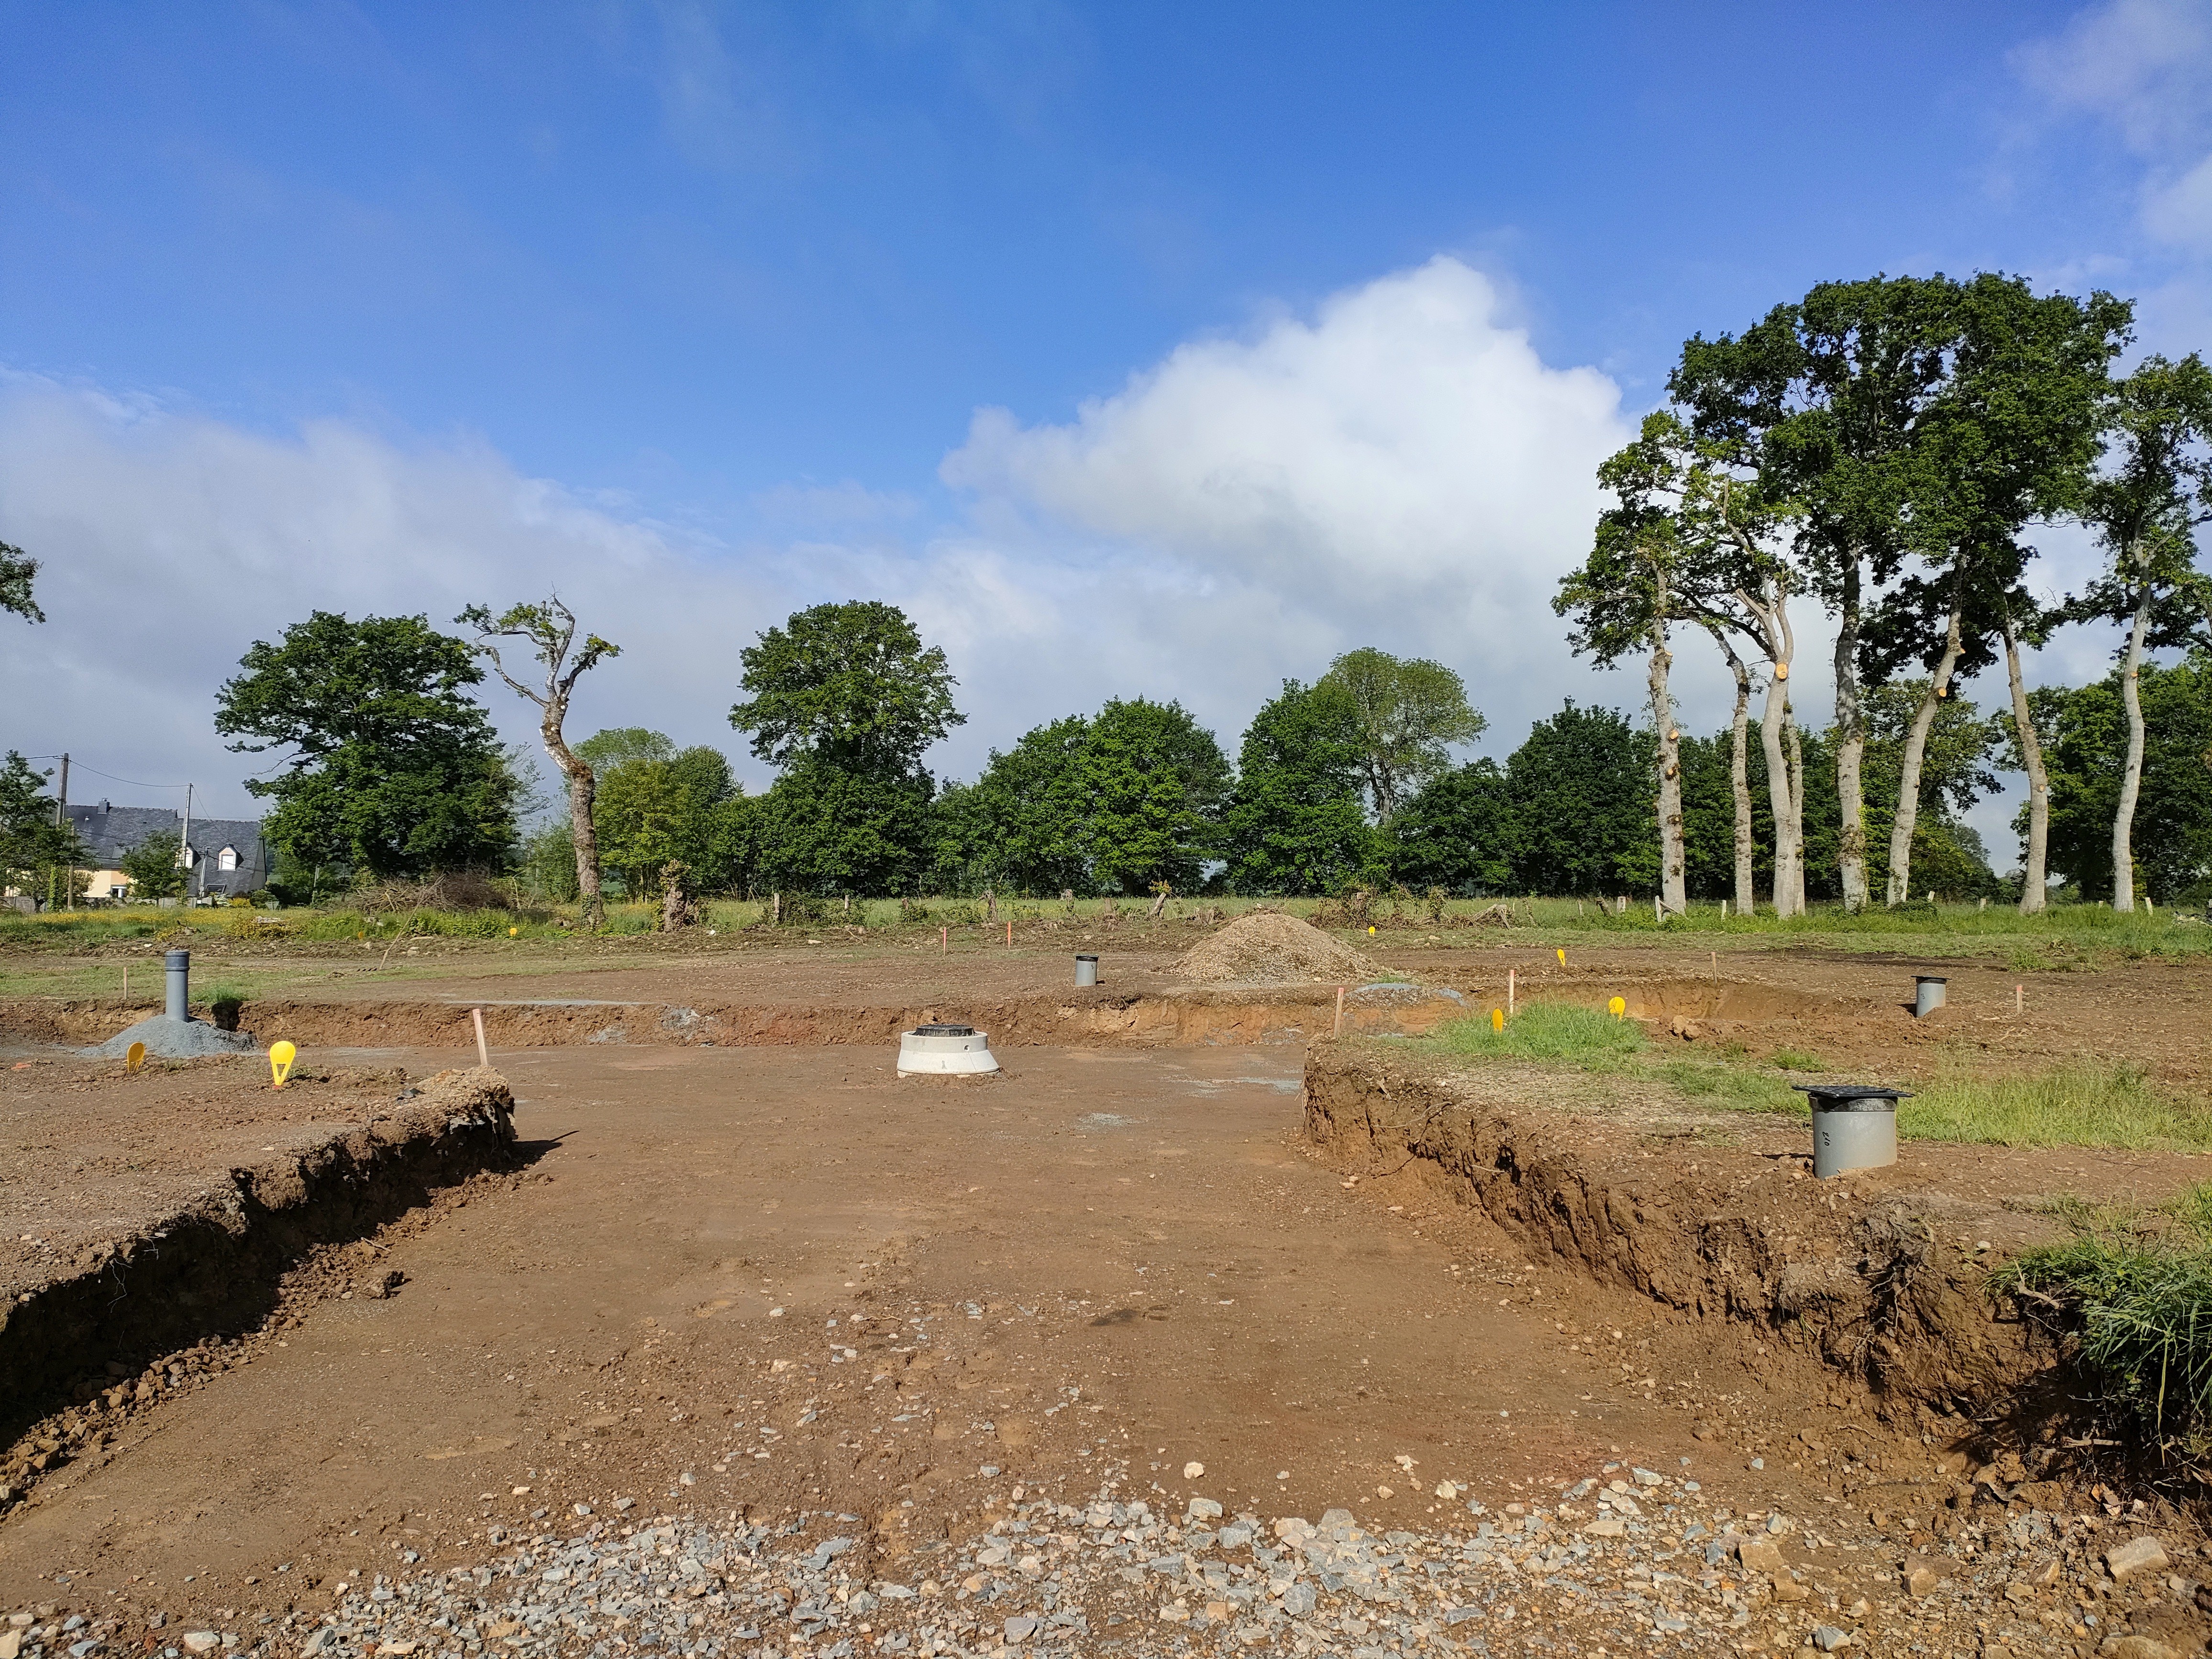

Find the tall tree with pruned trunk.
[
  {"left": 1560, "top": 411, "right": 1798, "bottom": 916},
  {"left": 458, "top": 596, "right": 621, "bottom": 926},
  {"left": 2067, "top": 354, "right": 2212, "bottom": 912},
  {"left": 1859, "top": 276, "right": 2129, "bottom": 905}
]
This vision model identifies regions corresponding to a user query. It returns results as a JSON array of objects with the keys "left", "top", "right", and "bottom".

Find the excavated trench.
[
  {"left": 0, "top": 1070, "right": 522, "bottom": 1506},
  {"left": 1300, "top": 1042, "right": 2067, "bottom": 1452}
]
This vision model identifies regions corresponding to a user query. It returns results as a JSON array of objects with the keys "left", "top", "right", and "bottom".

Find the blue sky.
[{"left": 3, "top": 0, "right": 2208, "bottom": 848}]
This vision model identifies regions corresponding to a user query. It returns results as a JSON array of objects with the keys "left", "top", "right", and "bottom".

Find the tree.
[
  {"left": 118, "top": 833, "right": 188, "bottom": 902},
  {"left": 2033, "top": 655, "right": 2212, "bottom": 904},
  {"left": 2069, "top": 354, "right": 2212, "bottom": 910},
  {"left": 1, "top": 540, "right": 41, "bottom": 624},
  {"left": 1673, "top": 276, "right": 1955, "bottom": 911},
  {"left": 730, "top": 601, "right": 963, "bottom": 776},
  {"left": 216, "top": 612, "right": 518, "bottom": 880},
  {"left": 1221, "top": 679, "right": 1373, "bottom": 895},
  {"left": 0, "top": 752, "right": 78, "bottom": 900},
  {"left": 1504, "top": 702, "right": 1659, "bottom": 896},
  {"left": 1317, "top": 648, "right": 1485, "bottom": 822},
  {"left": 575, "top": 727, "right": 677, "bottom": 773},
  {"left": 1560, "top": 411, "right": 1795, "bottom": 916},
  {"left": 1079, "top": 698, "right": 1230, "bottom": 896},
  {"left": 1385, "top": 761, "right": 1517, "bottom": 894},
  {"left": 1998, "top": 594, "right": 2063, "bottom": 912},
  {"left": 594, "top": 741, "right": 750, "bottom": 898},
  {"left": 946, "top": 715, "right": 1097, "bottom": 896},
  {"left": 1858, "top": 680, "right": 2004, "bottom": 898},
  {"left": 753, "top": 762, "right": 934, "bottom": 896},
  {"left": 458, "top": 596, "right": 620, "bottom": 923},
  {"left": 1858, "top": 276, "right": 2128, "bottom": 904}
]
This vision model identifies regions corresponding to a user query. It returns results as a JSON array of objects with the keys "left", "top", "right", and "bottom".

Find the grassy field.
[
  {"left": 1419, "top": 1001, "right": 2212, "bottom": 1152},
  {"left": 3, "top": 889, "right": 2204, "bottom": 962}
]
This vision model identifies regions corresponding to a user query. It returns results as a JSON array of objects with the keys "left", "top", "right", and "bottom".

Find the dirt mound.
[
  {"left": 1172, "top": 910, "right": 1389, "bottom": 985},
  {"left": 80, "top": 1012, "right": 255, "bottom": 1060}
]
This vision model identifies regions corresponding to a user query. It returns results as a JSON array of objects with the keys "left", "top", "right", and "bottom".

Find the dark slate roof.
[
  {"left": 63, "top": 804, "right": 271, "bottom": 896},
  {"left": 64, "top": 803, "right": 186, "bottom": 868}
]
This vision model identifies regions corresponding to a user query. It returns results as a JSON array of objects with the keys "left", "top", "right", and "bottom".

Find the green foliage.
[
  {"left": 1384, "top": 760, "right": 1516, "bottom": 893},
  {"left": 216, "top": 611, "right": 519, "bottom": 880},
  {"left": 1504, "top": 701, "right": 1659, "bottom": 894},
  {"left": 938, "top": 716, "right": 1096, "bottom": 895},
  {"left": 1080, "top": 698, "right": 1231, "bottom": 896},
  {"left": 117, "top": 833, "right": 188, "bottom": 902},
  {"left": 1221, "top": 679, "right": 1373, "bottom": 895},
  {"left": 1433, "top": 1002, "right": 1646, "bottom": 1064},
  {"left": 730, "top": 601, "right": 964, "bottom": 777},
  {"left": 752, "top": 761, "right": 933, "bottom": 896},
  {"left": 1993, "top": 1184, "right": 2212, "bottom": 1467},
  {"left": 1318, "top": 647, "right": 1485, "bottom": 821},
  {"left": 2070, "top": 354, "right": 2212, "bottom": 652},
  {"left": 0, "top": 539, "right": 41, "bottom": 624},
  {"left": 594, "top": 744, "right": 753, "bottom": 896},
  {"left": 929, "top": 700, "right": 1228, "bottom": 896},
  {"left": 575, "top": 727, "right": 676, "bottom": 773},
  {"left": 517, "top": 820, "right": 579, "bottom": 902},
  {"left": 2031, "top": 655, "right": 2212, "bottom": 902},
  {"left": 0, "top": 751, "right": 80, "bottom": 898}
]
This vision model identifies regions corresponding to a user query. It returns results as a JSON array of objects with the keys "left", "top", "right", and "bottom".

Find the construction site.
[{"left": 6, "top": 909, "right": 2212, "bottom": 1659}]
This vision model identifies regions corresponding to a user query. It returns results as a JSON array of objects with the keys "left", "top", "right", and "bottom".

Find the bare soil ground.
[{"left": 4, "top": 940, "right": 2212, "bottom": 1657}]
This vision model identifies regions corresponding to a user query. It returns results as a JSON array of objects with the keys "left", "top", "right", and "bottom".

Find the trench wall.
[
  {"left": 0, "top": 1069, "right": 520, "bottom": 1452},
  {"left": 1303, "top": 1045, "right": 2041, "bottom": 1424}
]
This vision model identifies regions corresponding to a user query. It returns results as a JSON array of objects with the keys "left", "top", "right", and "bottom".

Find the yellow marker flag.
[
  {"left": 269, "top": 1040, "right": 297, "bottom": 1089},
  {"left": 126, "top": 1040, "right": 146, "bottom": 1074},
  {"left": 1557, "top": 948, "right": 1566, "bottom": 966},
  {"left": 1491, "top": 1008, "right": 1505, "bottom": 1033},
  {"left": 1608, "top": 995, "right": 1626, "bottom": 1020},
  {"left": 1367, "top": 925, "right": 1377, "bottom": 935}
]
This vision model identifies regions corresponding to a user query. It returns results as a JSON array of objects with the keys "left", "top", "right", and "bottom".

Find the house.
[{"left": 62, "top": 802, "right": 272, "bottom": 902}]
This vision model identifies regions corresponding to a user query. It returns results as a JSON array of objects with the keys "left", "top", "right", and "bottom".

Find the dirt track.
[{"left": 0, "top": 1042, "right": 1861, "bottom": 1617}]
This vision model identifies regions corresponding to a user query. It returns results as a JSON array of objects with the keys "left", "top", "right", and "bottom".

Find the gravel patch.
[{"left": 11, "top": 1461, "right": 2200, "bottom": 1658}]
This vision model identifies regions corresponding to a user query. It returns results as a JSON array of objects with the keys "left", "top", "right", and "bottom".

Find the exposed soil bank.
[
  {"left": 0, "top": 1068, "right": 519, "bottom": 1474},
  {"left": 1301, "top": 1043, "right": 2062, "bottom": 1437},
  {"left": 0, "top": 983, "right": 1471, "bottom": 1052}
]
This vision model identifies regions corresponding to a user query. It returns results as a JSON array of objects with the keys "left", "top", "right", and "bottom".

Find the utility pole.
[
  {"left": 51, "top": 752, "right": 69, "bottom": 911},
  {"left": 181, "top": 782, "right": 193, "bottom": 906}
]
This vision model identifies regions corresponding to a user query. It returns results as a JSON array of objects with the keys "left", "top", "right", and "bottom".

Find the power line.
[{"left": 18, "top": 757, "right": 193, "bottom": 790}]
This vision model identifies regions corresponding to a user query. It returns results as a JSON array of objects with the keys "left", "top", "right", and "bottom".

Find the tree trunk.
[
  {"left": 2002, "top": 611, "right": 2050, "bottom": 916},
  {"left": 1649, "top": 623, "right": 1686, "bottom": 917},
  {"left": 1884, "top": 597, "right": 1966, "bottom": 907},
  {"left": 1834, "top": 558, "right": 1869, "bottom": 913},
  {"left": 1725, "top": 649, "right": 1756, "bottom": 915},
  {"left": 1784, "top": 705, "right": 1807, "bottom": 914},
  {"left": 2113, "top": 584, "right": 2152, "bottom": 912},
  {"left": 1758, "top": 666, "right": 1799, "bottom": 918},
  {"left": 1739, "top": 578, "right": 1802, "bottom": 918},
  {"left": 542, "top": 703, "right": 602, "bottom": 927},
  {"left": 1701, "top": 621, "right": 1756, "bottom": 915}
]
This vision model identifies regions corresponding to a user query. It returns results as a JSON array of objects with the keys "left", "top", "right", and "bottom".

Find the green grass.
[
  {"left": 1422, "top": 1003, "right": 2209, "bottom": 1152},
  {"left": 1992, "top": 1184, "right": 2212, "bottom": 1468},
  {"left": 1769, "top": 1047, "right": 1825, "bottom": 1072},
  {"left": 1431, "top": 1002, "right": 1647, "bottom": 1064},
  {"left": 1901, "top": 1063, "right": 2212, "bottom": 1151}
]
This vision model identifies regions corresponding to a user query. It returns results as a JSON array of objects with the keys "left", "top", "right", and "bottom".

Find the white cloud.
[
  {"left": 2015, "top": 0, "right": 2212, "bottom": 255},
  {"left": 938, "top": 255, "right": 1635, "bottom": 752},
  {"left": 0, "top": 376, "right": 790, "bottom": 818},
  {"left": 2013, "top": 0, "right": 2212, "bottom": 155}
]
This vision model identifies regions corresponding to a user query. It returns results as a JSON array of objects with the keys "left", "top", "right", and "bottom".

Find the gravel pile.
[
  {"left": 1172, "top": 913, "right": 1385, "bottom": 987},
  {"left": 13, "top": 1461, "right": 2204, "bottom": 1659},
  {"left": 79, "top": 1014, "right": 254, "bottom": 1061}
]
